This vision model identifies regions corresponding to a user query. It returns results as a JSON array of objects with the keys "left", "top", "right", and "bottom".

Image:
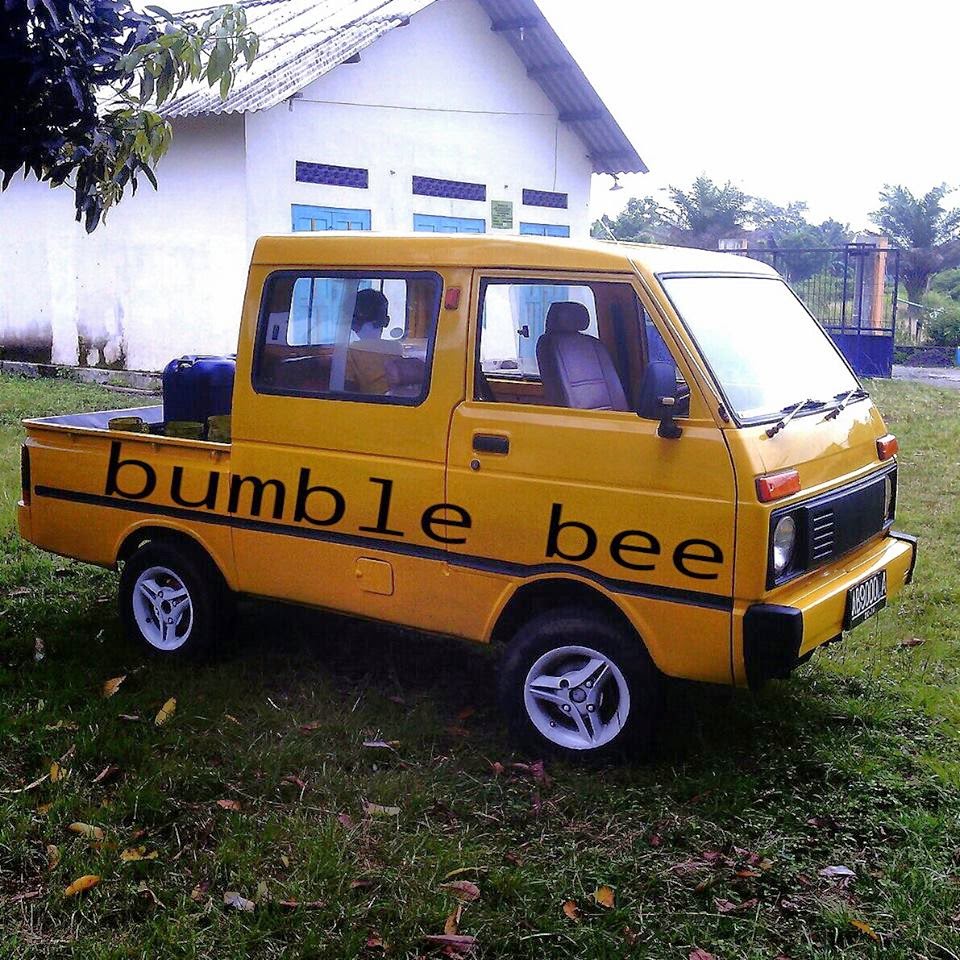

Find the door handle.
[{"left": 472, "top": 434, "right": 510, "bottom": 455}]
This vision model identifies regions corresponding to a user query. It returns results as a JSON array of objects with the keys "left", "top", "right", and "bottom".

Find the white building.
[{"left": 0, "top": 0, "right": 644, "bottom": 371}]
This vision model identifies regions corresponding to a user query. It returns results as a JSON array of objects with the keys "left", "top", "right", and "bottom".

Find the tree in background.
[
  {"left": 591, "top": 196, "right": 669, "bottom": 243},
  {"left": 593, "top": 177, "right": 850, "bottom": 265},
  {"left": 661, "top": 176, "right": 751, "bottom": 249},
  {"left": 0, "top": 0, "right": 258, "bottom": 231},
  {"left": 870, "top": 184, "right": 960, "bottom": 305}
]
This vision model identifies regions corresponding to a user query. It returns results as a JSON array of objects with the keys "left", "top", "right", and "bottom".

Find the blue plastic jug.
[{"left": 162, "top": 355, "right": 235, "bottom": 427}]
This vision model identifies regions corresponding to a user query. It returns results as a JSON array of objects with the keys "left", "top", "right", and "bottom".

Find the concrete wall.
[
  {"left": 0, "top": 0, "right": 595, "bottom": 371},
  {"left": 0, "top": 115, "right": 247, "bottom": 371}
]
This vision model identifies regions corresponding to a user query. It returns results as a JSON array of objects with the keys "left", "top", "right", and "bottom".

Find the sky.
[{"left": 536, "top": 0, "right": 960, "bottom": 231}]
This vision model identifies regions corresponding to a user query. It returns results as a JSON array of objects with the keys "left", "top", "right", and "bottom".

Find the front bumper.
[{"left": 740, "top": 530, "right": 918, "bottom": 688}]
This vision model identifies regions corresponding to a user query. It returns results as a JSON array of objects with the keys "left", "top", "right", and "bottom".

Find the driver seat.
[{"left": 535, "top": 302, "right": 629, "bottom": 411}]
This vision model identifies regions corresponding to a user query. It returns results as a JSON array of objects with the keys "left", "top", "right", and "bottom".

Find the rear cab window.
[{"left": 254, "top": 271, "right": 442, "bottom": 405}]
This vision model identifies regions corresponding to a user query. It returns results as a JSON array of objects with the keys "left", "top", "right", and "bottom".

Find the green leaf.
[
  {"left": 145, "top": 5, "right": 175, "bottom": 21},
  {"left": 219, "top": 69, "right": 231, "bottom": 100}
]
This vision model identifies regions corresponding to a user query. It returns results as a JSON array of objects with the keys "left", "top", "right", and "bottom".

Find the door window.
[{"left": 254, "top": 271, "right": 442, "bottom": 405}]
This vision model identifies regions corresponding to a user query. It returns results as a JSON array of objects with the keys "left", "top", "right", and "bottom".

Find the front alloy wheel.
[
  {"left": 524, "top": 645, "right": 631, "bottom": 751},
  {"left": 499, "top": 607, "right": 660, "bottom": 761}
]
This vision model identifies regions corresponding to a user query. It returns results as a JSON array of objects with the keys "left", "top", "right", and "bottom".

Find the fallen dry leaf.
[
  {"left": 299, "top": 720, "right": 322, "bottom": 733},
  {"left": 47, "top": 844, "right": 60, "bottom": 869},
  {"left": 7, "top": 889, "right": 43, "bottom": 904},
  {"left": 120, "top": 846, "right": 158, "bottom": 862},
  {"left": 37, "top": 802, "right": 53, "bottom": 816},
  {"left": 423, "top": 933, "right": 477, "bottom": 951},
  {"left": 899, "top": 637, "right": 925, "bottom": 648},
  {"left": 190, "top": 881, "right": 210, "bottom": 902},
  {"left": 439, "top": 880, "right": 480, "bottom": 902},
  {"left": 850, "top": 918, "right": 880, "bottom": 941},
  {"left": 362, "top": 739, "right": 400, "bottom": 750},
  {"left": 136, "top": 880, "right": 163, "bottom": 907},
  {"left": 102, "top": 676, "right": 126, "bottom": 698},
  {"left": 715, "top": 897, "right": 758, "bottom": 914},
  {"left": 337, "top": 812, "right": 355, "bottom": 829},
  {"left": 456, "top": 706, "right": 476, "bottom": 723},
  {"left": 281, "top": 775, "right": 307, "bottom": 790},
  {"left": 49, "top": 761, "right": 67, "bottom": 783},
  {"left": 34, "top": 638, "right": 45, "bottom": 662},
  {"left": 216, "top": 799, "right": 242, "bottom": 812},
  {"left": 68, "top": 822, "right": 105, "bottom": 841},
  {"left": 365, "top": 933, "right": 386, "bottom": 950},
  {"left": 444, "top": 905, "right": 463, "bottom": 935},
  {"left": 562, "top": 899, "right": 581, "bottom": 921},
  {"left": 277, "top": 898, "right": 325, "bottom": 909},
  {"left": 154, "top": 698, "right": 176, "bottom": 727},
  {"left": 43, "top": 720, "right": 78, "bottom": 732},
  {"left": 594, "top": 885, "right": 615, "bottom": 909},
  {"left": 363, "top": 800, "right": 400, "bottom": 817},
  {"left": 689, "top": 950, "right": 717, "bottom": 960},
  {"left": 223, "top": 890, "right": 255, "bottom": 912},
  {"left": 64, "top": 874, "right": 100, "bottom": 897},
  {"left": 118, "top": 713, "right": 140, "bottom": 722},
  {"left": 819, "top": 865, "right": 855, "bottom": 879},
  {"left": 92, "top": 765, "right": 120, "bottom": 785},
  {"left": 350, "top": 879, "right": 373, "bottom": 890},
  {"left": 735, "top": 868, "right": 762, "bottom": 878}
]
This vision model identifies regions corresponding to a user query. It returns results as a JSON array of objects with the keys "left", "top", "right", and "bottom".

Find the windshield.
[{"left": 661, "top": 275, "right": 859, "bottom": 421}]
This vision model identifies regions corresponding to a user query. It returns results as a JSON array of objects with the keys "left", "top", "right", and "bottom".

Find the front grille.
[
  {"left": 809, "top": 508, "right": 836, "bottom": 561},
  {"left": 769, "top": 466, "right": 895, "bottom": 587}
]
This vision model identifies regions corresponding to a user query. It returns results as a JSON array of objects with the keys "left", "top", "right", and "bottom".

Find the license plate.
[{"left": 844, "top": 569, "right": 887, "bottom": 629}]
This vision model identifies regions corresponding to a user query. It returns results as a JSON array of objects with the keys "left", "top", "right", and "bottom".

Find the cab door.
[
  {"left": 229, "top": 265, "right": 469, "bottom": 633},
  {"left": 444, "top": 271, "right": 738, "bottom": 684}
]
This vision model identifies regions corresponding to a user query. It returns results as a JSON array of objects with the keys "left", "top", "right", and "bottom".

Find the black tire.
[
  {"left": 498, "top": 606, "right": 661, "bottom": 762},
  {"left": 119, "top": 539, "right": 234, "bottom": 659}
]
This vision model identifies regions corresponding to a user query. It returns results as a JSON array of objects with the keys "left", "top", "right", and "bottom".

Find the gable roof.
[{"left": 163, "top": 0, "right": 645, "bottom": 175}]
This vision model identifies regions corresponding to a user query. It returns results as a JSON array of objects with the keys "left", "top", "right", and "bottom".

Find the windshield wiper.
[
  {"left": 823, "top": 386, "right": 869, "bottom": 420},
  {"left": 766, "top": 398, "right": 826, "bottom": 438}
]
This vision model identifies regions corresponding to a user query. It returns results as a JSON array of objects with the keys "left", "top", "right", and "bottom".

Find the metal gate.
[{"left": 735, "top": 244, "right": 901, "bottom": 378}]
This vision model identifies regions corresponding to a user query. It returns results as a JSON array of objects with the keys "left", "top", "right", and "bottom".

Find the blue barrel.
[{"left": 162, "top": 356, "right": 235, "bottom": 426}]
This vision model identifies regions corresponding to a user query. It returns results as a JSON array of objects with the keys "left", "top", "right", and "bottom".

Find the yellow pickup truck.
[{"left": 17, "top": 234, "right": 917, "bottom": 760}]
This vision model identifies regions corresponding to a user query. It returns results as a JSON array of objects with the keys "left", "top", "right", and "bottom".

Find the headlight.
[
  {"left": 772, "top": 515, "right": 797, "bottom": 575},
  {"left": 883, "top": 474, "right": 894, "bottom": 521}
]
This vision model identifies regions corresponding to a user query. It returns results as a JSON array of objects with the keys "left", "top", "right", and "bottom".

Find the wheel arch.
[
  {"left": 489, "top": 576, "right": 643, "bottom": 650},
  {"left": 115, "top": 522, "right": 237, "bottom": 590}
]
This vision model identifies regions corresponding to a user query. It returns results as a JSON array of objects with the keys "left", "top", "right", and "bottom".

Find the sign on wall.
[{"left": 491, "top": 200, "right": 514, "bottom": 230}]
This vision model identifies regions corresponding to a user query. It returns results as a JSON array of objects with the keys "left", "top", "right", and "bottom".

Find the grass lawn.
[{"left": 1, "top": 372, "right": 960, "bottom": 959}]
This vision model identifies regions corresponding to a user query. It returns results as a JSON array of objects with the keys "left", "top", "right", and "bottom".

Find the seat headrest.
[{"left": 545, "top": 301, "right": 591, "bottom": 334}]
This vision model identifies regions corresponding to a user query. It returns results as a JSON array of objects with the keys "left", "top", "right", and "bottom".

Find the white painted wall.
[
  {"left": 0, "top": 0, "right": 596, "bottom": 371},
  {"left": 0, "top": 116, "right": 248, "bottom": 370},
  {"left": 245, "top": 0, "right": 593, "bottom": 241}
]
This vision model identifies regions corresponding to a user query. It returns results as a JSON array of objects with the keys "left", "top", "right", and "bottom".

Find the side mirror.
[{"left": 638, "top": 360, "right": 683, "bottom": 439}]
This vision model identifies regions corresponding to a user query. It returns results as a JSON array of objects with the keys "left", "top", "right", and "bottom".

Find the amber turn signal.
[
  {"left": 756, "top": 469, "right": 801, "bottom": 503},
  {"left": 877, "top": 434, "right": 898, "bottom": 461}
]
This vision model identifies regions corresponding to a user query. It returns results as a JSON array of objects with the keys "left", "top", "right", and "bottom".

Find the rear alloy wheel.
[
  {"left": 499, "top": 607, "right": 660, "bottom": 761},
  {"left": 120, "top": 540, "right": 232, "bottom": 658}
]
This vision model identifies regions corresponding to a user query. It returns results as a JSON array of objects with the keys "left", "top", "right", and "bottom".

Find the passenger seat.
[{"left": 535, "top": 302, "right": 629, "bottom": 411}]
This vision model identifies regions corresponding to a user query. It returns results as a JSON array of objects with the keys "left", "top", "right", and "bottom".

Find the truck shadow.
[{"left": 236, "top": 598, "right": 831, "bottom": 771}]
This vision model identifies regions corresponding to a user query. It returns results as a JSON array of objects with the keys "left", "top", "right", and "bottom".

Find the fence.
[{"left": 733, "top": 244, "right": 901, "bottom": 378}]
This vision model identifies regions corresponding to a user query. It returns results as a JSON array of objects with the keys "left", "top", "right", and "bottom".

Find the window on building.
[
  {"left": 291, "top": 205, "right": 371, "bottom": 231},
  {"left": 295, "top": 162, "right": 369, "bottom": 189},
  {"left": 412, "top": 176, "right": 486, "bottom": 202},
  {"left": 519, "top": 222, "right": 571, "bottom": 238},
  {"left": 413, "top": 214, "right": 486, "bottom": 234},
  {"left": 522, "top": 189, "right": 568, "bottom": 209},
  {"left": 254, "top": 271, "right": 442, "bottom": 405}
]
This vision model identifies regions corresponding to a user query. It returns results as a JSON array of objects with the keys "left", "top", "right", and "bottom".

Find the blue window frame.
[
  {"left": 291, "top": 204, "right": 371, "bottom": 231},
  {"left": 413, "top": 214, "right": 486, "bottom": 234},
  {"left": 520, "top": 222, "right": 571, "bottom": 238}
]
